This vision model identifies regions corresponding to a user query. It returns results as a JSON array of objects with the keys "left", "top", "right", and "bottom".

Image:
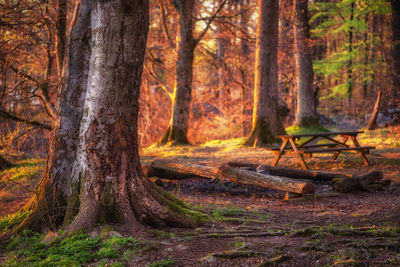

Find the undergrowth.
[{"left": 2, "top": 230, "right": 144, "bottom": 266}]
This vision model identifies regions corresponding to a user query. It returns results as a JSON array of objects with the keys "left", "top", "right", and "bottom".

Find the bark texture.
[
  {"left": 17, "top": 0, "right": 92, "bottom": 232},
  {"left": 243, "top": 0, "right": 286, "bottom": 147},
  {"left": 67, "top": 0, "right": 208, "bottom": 232},
  {"left": 392, "top": 0, "right": 400, "bottom": 103},
  {"left": 294, "top": 0, "right": 317, "bottom": 126},
  {"left": 159, "top": 0, "right": 195, "bottom": 145}
]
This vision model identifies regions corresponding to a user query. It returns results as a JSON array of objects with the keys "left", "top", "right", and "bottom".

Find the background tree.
[
  {"left": 392, "top": 0, "right": 400, "bottom": 105},
  {"left": 243, "top": 0, "right": 286, "bottom": 147},
  {"left": 293, "top": 0, "right": 318, "bottom": 126},
  {"left": 159, "top": 0, "right": 226, "bottom": 145}
]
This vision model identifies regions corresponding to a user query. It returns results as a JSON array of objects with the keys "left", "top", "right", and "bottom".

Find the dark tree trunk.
[
  {"left": 347, "top": 1, "right": 355, "bottom": 104},
  {"left": 159, "top": 0, "right": 195, "bottom": 145},
  {"left": 56, "top": 0, "right": 67, "bottom": 75},
  {"left": 392, "top": 0, "right": 400, "bottom": 104},
  {"left": 293, "top": 0, "right": 317, "bottom": 126},
  {"left": 243, "top": 0, "right": 286, "bottom": 147}
]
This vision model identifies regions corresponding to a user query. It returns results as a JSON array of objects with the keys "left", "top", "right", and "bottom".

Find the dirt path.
[{"left": 134, "top": 145, "right": 400, "bottom": 266}]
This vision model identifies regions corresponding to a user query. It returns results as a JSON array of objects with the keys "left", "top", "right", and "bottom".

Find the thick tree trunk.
[
  {"left": 294, "top": 0, "right": 317, "bottom": 126},
  {"left": 2, "top": 0, "right": 209, "bottom": 240},
  {"left": 147, "top": 159, "right": 315, "bottom": 194},
  {"left": 17, "top": 0, "right": 92, "bottom": 232},
  {"left": 392, "top": 0, "right": 400, "bottom": 104},
  {"left": 66, "top": 0, "right": 208, "bottom": 232},
  {"left": 243, "top": 0, "right": 286, "bottom": 147},
  {"left": 159, "top": 0, "right": 195, "bottom": 145}
]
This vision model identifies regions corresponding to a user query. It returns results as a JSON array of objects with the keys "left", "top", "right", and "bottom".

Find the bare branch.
[
  {"left": 194, "top": 0, "right": 228, "bottom": 47},
  {"left": 0, "top": 110, "right": 52, "bottom": 131}
]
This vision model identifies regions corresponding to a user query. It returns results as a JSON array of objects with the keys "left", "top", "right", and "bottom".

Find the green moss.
[
  {"left": 63, "top": 174, "right": 82, "bottom": 226},
  {"left": 99, "top": 183, "right": 123, "bottom": 224},
  {"left": 155, "top": 186, "right": 211, "bottom": 226},
  {"left": 286, "top": 124, "right": 329, "bottom": 135},
  {"left": 149, "top": 258, "right": 175, "bottom": 267},
  {"left": 4, "top": 231, "right": 145, "bottom": 266},
  {"left": 0, "top": 211, "right": 29, "bottom": 233}
]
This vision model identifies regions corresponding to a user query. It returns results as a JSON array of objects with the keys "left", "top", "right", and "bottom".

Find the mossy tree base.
[
  {"left": 242, "top": 120, "right": 282, "bottom": 147},
  {"left": 159, "top": 125, "right": 191, "bottom": 146}
]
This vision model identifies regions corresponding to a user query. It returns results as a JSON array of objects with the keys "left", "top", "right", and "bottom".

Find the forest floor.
[{"left": 0, "top": 128, "right": 400, "bottom": 266}]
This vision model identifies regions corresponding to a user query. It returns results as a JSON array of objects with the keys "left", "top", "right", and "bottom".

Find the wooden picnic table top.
[{"left": 276, "top": 131, "right": 364, "bottom": 139}]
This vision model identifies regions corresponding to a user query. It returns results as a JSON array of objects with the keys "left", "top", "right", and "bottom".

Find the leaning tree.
[
  {"left": 2, "top": 0, "right": 209, "bottom": 240},
  {"left": 242, "top": 0, "right": 286, "bottom": 147}
]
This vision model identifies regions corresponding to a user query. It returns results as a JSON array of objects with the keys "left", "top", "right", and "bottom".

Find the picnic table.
[{"left": 272, "top": 131, "right": 374, "bottom": 170}]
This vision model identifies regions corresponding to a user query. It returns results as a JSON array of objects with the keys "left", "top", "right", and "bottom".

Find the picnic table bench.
[{"left": 272, "top": 131, "right": 374, "bottom": 170}]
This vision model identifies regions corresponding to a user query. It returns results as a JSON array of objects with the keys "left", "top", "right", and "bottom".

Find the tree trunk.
[
  {"left": 366, "top": 91, "right": 381, "bottom": 130},
  {"left": 56, "top": 0, "right": 67, "bottom": 76},
  {"left": 239, "top": 0, "right": 251, "bottom": 136},
  {"left": 159, "top": 0, "right": 195, "bottom": 145},
  {"left": 66, "top": 0, "right": 208, "bottom": 232},
  {"left": 243, "top": 0, "right": 286, "bottom": 147},
  {"left": 18, "top": 0, "right": 92, "bottom": 232},
  {"left": 2, "top": 0, "right": 209, "bottom": 239},
  {"left": 347, "top": 1, "right": 355, "bottom": 104},
  {"left": 294, "top": 0, "right": 317, "bottom": 126},
  {"left": 392, "top": 0, "right": 400, "bottom": 104}
]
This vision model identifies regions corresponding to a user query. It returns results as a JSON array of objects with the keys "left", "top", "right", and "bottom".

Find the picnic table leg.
[
  {"left": 350, "top": 136, "right": 370, "bottom": 166},
  {"left": 331, "top": 136, "right": 348, "bottom": 161},
  {"left": 272, "top": 139, "right": 288, "bottom": 167},
  {"left": 288, "top": 138, "right": 308, "bottom": 170}
]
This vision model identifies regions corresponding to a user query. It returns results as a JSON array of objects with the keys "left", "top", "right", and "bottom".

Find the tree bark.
[
  {"left": 17, "top": 0, "right": 92, "bottom": 232},
  {"left": 56, "top": 0, "right": 67, "bottom": 76},
  {"left": 366, "top": 91, "right": 381, "bottom": 130},
  {"left": 294, "top": 0, "right": 317, "bottom": 126},
  {"left": 347, "top": 1, "right": 355, "bottom": 104},
  {"left": 243, "top": 0, "right": 286, "bottom": 147},
  {"left": 392, "top": 0, "right": 400, "bottom": 104},
  {"left": 159, "top": 0, "right": 195, "bottom": 145},
  {"left": 66, "top": 0, "right": 208, "bottom": 232}
]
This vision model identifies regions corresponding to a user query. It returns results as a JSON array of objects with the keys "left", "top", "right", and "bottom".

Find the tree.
[
  {"left": 392, "top": 0, "right": 400, "bottom": 104},
  {"left": 293, "top": 0, "right": 318, "bottom": 126},
  {"left": 3, "top": 0, "right": 209, "bottom": 239},
  {"left": 159, "top": 0, "right": 226, "bottom": 145},
  {"left": 243, "top": 0, "right": 286, "bottom": 147}
]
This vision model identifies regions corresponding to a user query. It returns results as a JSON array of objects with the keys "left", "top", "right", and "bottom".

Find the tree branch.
[
  {"left": 0, "top": 110, "right": 52, "bottom": 131},
  {"left": 194, "top": 0, "right": 228, "bottom": 47}
]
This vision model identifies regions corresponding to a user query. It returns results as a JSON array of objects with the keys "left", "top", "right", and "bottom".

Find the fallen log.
[
  {"left": 332, "top": 171, "right": 391, "bottom": 193},
  {"left": 147, "top": 159, "right": 315, "bottom": 194},
  {"left": 146, "top": 159, "right": 218, "bottom": 180},
  {"left": 218, "top": 164, "right": 315, "bottom": 194},
  {"left": 227, "top": 161, "right": 383, "bottom": 182}
]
